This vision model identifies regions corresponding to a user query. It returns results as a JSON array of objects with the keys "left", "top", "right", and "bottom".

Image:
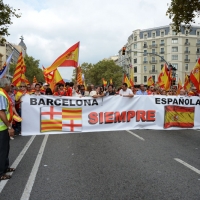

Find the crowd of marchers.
[{"left": 0, "top": 77, "right": 199, "bottom": 181}]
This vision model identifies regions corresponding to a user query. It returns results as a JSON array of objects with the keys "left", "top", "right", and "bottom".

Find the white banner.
[{"left": 21, "top": 95, "right": 200, "bottom": 136}]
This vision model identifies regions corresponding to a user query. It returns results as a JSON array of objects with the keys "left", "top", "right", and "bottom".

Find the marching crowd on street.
[{"left": 0, "top": 77, "right": 199, "bottom": 181}]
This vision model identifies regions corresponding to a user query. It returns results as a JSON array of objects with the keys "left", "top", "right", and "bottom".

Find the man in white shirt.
[{"left": 119, "top": 83, "right": 134, "bottom": 97}]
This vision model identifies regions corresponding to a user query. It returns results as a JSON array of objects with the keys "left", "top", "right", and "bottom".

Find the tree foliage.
[
  {"left": 10, "top": 54, "right": 44, "bottom": 83},
  {"left": 0, "top": 0, "right": 21, "bottom": 44},
  {"left": 73, "top": 60, "right": 123, "bottom": 87},
  {"left": 166, "top": 0, "right": 200, "bottom": 33}
]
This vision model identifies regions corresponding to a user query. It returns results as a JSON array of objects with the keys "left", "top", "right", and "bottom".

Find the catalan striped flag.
[
  {"left": 62, "top": 108, "right": 82, "bottom": 132},
  {"left": 12, "top": 52, "right": 25, "bottom": 86},
  {"left": 77, "top": 66, "right": 82, "bottom": 85},
  {"left": 164, "top": 105, "right": 195, "bottom": 129},
  {"left": 40, "top": 106, "right": 82, "bottom": 132}
]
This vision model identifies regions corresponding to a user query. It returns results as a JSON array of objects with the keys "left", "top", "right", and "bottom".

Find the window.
[
  {"left": 160, "top": 48, "right": 164, "bottom": 53},
  {"left": 152, "top": 57, "right": 155, "bottom": 61},
  {"left": 144, "top": 66, "right": 147, "bottom": 72},
  {"left": 185, "top": 64, "right": 189, "bottom": 71},
  {"left": 144, "top": 50, "right": 147, "bottom": 55},
  {"left": 152, "top": 75, "right": 155, "bottom": 82},
  {"left": 152, "top": 49, "right": 156, "bottom": 53},
  {"left": 144, "top": 34, "right": 147, "bottom": 39},
  {"left": 172, "top": 38, "right": 178, "bottom": 43},
  {"left": 152, "top": 41, "right": 155, "bottom": 45},
  {"left": 161, "top": 31, "right": 164, "bottom": 37},
  {"left": 161, "top": 64, "right": 164, "bottom": 70},
  {"left": 172, "top": 47, "right": 178, "bottom": 52},
  {"left": 175, "top": 74, "right": 178, "bottom": 82},
  {"left": 144, "top": 76, "right": 147, "bottom": 82},
  {"left": 172, "top": 55, "right": 178, "bottom": 60},
  {"left": 133, "top": 43, "right": 137, "bottom": 49},
  {"left": 152, "top": 32, "right": 155, "bottom": 38},
  {"left": 134, "top": 36, "right": 137, "bottom": 41},
  {"left": 197, "top": 31, "right": 200, "bottom": 36},
  {"left": 144, "top": 57, "right": 147, "bottom": 62},
  {"left": 186, "top": 47, "right": 189, "bottom": 51},
  {"left": 134, "top": 66, "right": 137, "bottom": 73},
  {"left": 185, "top": 39, "right": 189, "bottom": 44},
  {"left": 134, "top": 76, "right": 137, "bottom": 83},
  {"left": 197, "top": 48, "right": 200, "bottom": 53},
  {"left": 152, "top": 65, "right": 155, "bottom": 71},
  {"left": 160, "top": 39, "right": 164, "bottom": 44},
  {"left": 134, "top": 59, "right": 137, "bottom": 63},
  {"left": 185, "top": 55, "right": 189, "bottom": 59},
  {"left": 185, "top": 30, "right": 189, "bottom": 35},
  {"left": 144, "top": 42, "right": 147, "bottom": 48},
  {"left": 171, "top": 63, "right": 178, "bottom": 70},
  {"left": 172, "top": 31, "right": 177, "bottom": 35}
]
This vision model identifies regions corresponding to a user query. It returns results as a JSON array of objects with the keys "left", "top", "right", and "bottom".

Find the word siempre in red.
[{"left": 88, "top": 110, "right": 156, "bottom": 125}]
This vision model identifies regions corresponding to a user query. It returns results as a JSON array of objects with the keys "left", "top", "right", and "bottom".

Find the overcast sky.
[{"left": 4, "top": 0, "right": 200, "bottom": 79}]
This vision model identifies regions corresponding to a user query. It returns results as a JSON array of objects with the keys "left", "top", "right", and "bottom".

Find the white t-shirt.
[
  {"left": 90, "top": 91, "right": 97, "bottom": 97},
  {"left": 119, "top": 88, "right": 133, "bottom": 96}
]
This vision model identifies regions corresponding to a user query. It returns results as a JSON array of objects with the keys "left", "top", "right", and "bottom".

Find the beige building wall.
[{"left": 119, "top": 25, "right": 200, "bottom": 86}]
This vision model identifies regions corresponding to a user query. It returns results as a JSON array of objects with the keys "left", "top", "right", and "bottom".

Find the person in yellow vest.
[{"left": 0, "top": 78, "right": 15, "bottom": 180}]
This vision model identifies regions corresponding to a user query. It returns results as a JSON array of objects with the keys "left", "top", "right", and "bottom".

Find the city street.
[{"left": 0, "top": 129, "right": 199, "bottom": 200}]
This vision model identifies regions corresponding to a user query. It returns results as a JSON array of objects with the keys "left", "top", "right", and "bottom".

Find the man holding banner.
[{"left": 0, "top": 78, "right": 15, "bottom": 181}]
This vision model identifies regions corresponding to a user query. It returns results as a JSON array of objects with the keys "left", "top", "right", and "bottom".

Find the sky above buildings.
[{"left": 5, "top": 0, "right": 200, "bottom": 80}]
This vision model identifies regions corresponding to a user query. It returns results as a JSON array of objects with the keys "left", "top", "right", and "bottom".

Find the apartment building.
[{"left": 118, "top": 24, "right": 200, "bottom": 86}]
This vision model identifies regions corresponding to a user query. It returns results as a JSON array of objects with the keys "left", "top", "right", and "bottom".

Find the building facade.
[{"left": 118, "top": 24, "right": 200, "bottom": 86}]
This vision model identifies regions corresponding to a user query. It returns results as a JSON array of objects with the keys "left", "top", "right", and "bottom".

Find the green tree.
[
  {"left": 0, "top": 0, "right": 21, "bottom": 44},
  {"left": 166, "top": 0, "right": 200, "bottom": 33},
  {"left": 85, "top": 60, "right": 123, "bottom": 87},
  {"left": 10, "top": 54, "right": 44, "bottom": 83}
]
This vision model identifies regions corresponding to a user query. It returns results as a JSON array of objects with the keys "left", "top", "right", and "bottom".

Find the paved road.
[{"left": 0, "top": 130, "right": 200, "bottom": 200}]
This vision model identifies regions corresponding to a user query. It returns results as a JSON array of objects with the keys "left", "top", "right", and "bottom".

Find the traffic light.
[{"left": 122, "top": 47, "right": 126, "bottom": 55}]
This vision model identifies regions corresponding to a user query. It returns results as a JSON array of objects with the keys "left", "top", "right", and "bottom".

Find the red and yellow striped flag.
[
  {"left": 33, "top": 76, "right": 37, "bottom": 83},
  {"left": 164, "top": 105, "right": 195, "bottom": 129},
  {"left": 102, "top": 78, "right": 107, "bottom": 86},
  {"left": 12, "top": 52, "right": 25, "bottom": 86},
  {"left": 77, "top": 66, "right": 82, "bottom": 85}
]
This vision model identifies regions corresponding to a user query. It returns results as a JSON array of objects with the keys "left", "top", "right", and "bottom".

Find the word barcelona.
[{"left": 30, "top": 98, "right": 98, "bottom": 106}]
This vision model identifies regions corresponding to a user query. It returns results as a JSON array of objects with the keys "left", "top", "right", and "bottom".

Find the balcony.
[
  {"left": 143, "top": 53, "right": 148, "bottom": 56},
  {"left": 184, "top": 51, "right": 190, "bottom": 54},
  {"left": 149, "top": 70, "right": 158, "bottom": 74},
  {"left": 184, "top": 59, "right": 190, "bottom": 62},
  {"left": 160, "top": 60, "right": 165, "bottom": 62},
  {"left": 160, "top": 51, "right": 165, "bottom": 54},
  {"left": 143, "top": 61, "right": 148, "bottom": 64},
  {"left": 160, "top": 43, "right": 165, "bottom": 46},
  {"left": 196, "top": 43, "right": 200, "bottom": 46},
  {"left": 149, "top": 60, "right": 157, "bottom": 64},
  {"left": 185, "top": 42, "right": 190, "bottom": 45},
  {"left": 196, "top": 51, "right": 200, "bottom": 54},
  {"left": 149, "top": 44, "right": 157, "bottom": 48},
  {"left": 143, "top": 45, "right": 148, "bottom": 48}
]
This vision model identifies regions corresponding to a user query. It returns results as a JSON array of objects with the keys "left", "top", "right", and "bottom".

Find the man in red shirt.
[
  {"left": 53, "top": 83, "right": 67, "bottom": 96},
  {"left": 65, "top": 82, "right": 72, "bottom": 96}
]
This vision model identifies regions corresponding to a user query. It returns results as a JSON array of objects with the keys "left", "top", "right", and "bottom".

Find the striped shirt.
[{"left": 0, "top": 95, "right": 7, "bottom": 111}]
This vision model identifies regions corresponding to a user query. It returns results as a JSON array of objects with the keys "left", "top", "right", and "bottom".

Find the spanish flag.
[
  {"left": 44, "top": 42, "right": 79, "bottom": 75},
  {"left": 147, "top": 76, "right": 154, "bottom": 86},
  {"left": 190, "top": 58, "right": 200, "bottom": 92},
  {"left": 164, "top": 105, "right": 195, "bottom": 129},
  {"left": 123, "top": 74, "right": 131, "bottom": 87},
  {"left": 49, "top": 69, "right": 65, "bottom": 91},
  {"left": 177, "top": 78, "right": 182, "bottom": 95},
  {"left": 183, "top": 74, "right": 191, "bottom": 91},
  {"left": 129, "top": 65, "right": 134, "bottom": 87},
  {"left": 157, "top": 64, "right": 170, "bottom": 90},
  {"left": 102, "top": 78, "right": 107, "bottom": 86}
]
